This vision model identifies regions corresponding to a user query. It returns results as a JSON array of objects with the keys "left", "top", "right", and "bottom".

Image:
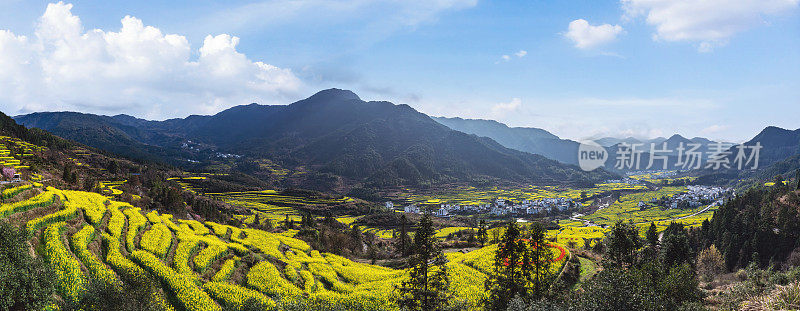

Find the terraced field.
[
  {"left": 391, "top": 183, "right": 648, "bottom": 207},
  {"left": 547, "top": 185, "right": 720, "bottom": 247},
  {"left": 166, "top": 177, "right": 207, "bottom": 194},
  {"left": 548, "top": 225, "right": 606, "bottom": 249},
  {"left": 206, "top": 190, "right": 356, "bottom": 226},
  {"left": 0, "top": 182, "right": 569, "bottom": 310},
  {"left": 98, "top": 180, "right": 126, "bottom": 196},
  {"left": 579, "top": 186, "right": 717, "bottom": 228},
  {"left": 0, "top": 135, "right": 44, "bottom": 169},
  {"left": 444, "top": 242, "right": 569, "bottom": 306}
]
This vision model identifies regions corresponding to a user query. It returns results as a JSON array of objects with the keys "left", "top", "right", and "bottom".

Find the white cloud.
[
  {"left": 0, "top": 2, "right": 302, "bottom": 119},
  {"left": 491, "top": 97, "right": 521, "bottom": 117},
  {"left": 617, "top": 128, "right": 665, "bottom": 139},
  {"left": 496, "top": 50, "right": 527, "bottom": 63},
  {"left": 564, "top": 19, "right": 624, "bottom": 49},
  {"left": 622, "top": 0, "right": 799, "bottom": 52}
]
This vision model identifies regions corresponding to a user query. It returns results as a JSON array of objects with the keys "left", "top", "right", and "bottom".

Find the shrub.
[
  {"left": 0, "top": 221, "right": 55, "bottom": 310},
  {"left": 697, "top": 245, "right": 725, "bottom": 282}
]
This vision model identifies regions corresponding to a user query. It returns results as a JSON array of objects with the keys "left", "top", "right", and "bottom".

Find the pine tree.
[
  {"left": 62, "top": 163, "right": 70, "bottom": 182},
  {"left": 477, "top": 220, "right": 488, "bottom": 247},
  {"left": 262, "top": 217, "right": 273, "bottom": 230},
  {"left": 646, "top": 222, "right": 658, "bottom": 246},
  {"left": 485, "top": 222, "right": 527, "bottom": 311},
  {"left": 395, "top": 214, "right": 450, "bottom": 311},
  {"left": 525, "top": 223, "right": 553, "bottom": 299},
  {"left": 396, "top": 215, "right": 411, "bottom": 257},
  {"left": 350, "top": 225, "right": 363, "bottom": 255},
  {"left": 660, "top": 223, "right": 692, "bottom": 268},
  {"left": 605, "top": 221, "right": 642, "bottom": 267},
  {"left": 82, "top": 177, "right": 95, "bottom": 192},
  {"left": 284, "top": 215, "right": 294, "bottom": 229},
  {"left": 62, "top": 163, "right": 77, "bottom": 185},
  {"left": 300, "top": 211, "right": 316, "bottom": 228},
  {"left": 796, "top": 169, "right": 800, "bottom": 190}
]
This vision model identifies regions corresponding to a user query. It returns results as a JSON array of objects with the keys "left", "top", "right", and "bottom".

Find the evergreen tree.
[
  {"left": 62, "top": 163, "right": 71, "bottom": 182},
  {"left": 396, "top": 215, "right": 411, "bottom": 257},
  {"left": 646, "top": 222, "right": 658, "bottom": 246},
  {"left": 395, "top": 214, "right": 450, "bottom": 311},
  {"left": 485, "top": 222, "right": 527, "bottom": 311},
  {"left": 284, "top": 215, "right": 294, "bottom": 229},
  {"left": 350, "top": 225, "right": 363, "bottom": 255},
  {"left": 796, "top": 169, "right": 800, "bottom": 190},
  {"left": 605, "top": 221, "right": 642, "bottom": 267},
  {"left": 62, "top": 163, "right": 78, "bottom": 185},
  {"left": 477, "top": 220, "right": 488, "bottom": 247},
  {"left": 660, "top": 223, "right": 692, "bottom": 268},
  {"left": 82, "top": 177, "right": 95, "bottom": 192},
  {"left": 261, "top": 216, "right": 273, "bottom": 231},
  {"left": 108, "top": 160, "right": 120, "bottom": 175},
  {"left": 300, "top": 211, "right": 316, "bottom": 228},
  {"left": 525, "top": 223, "right": 553, "bottom": 299}
]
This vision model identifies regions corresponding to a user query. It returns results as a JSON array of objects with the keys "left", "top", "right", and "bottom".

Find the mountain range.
[
  {"left": 430, "top": 116, "right": 732, "bottom": 172},
  {"left": 14, "top": 89, "right": 800, "bottom": 190},
  {"left": 694, "top": 126, "right": 800, "bottom": 186},
  {"left": 432, "top": 117, "right": 581, "bottom": 165},
  {"left": 15, "top": 89, "right": 613, "bottom": 192}
]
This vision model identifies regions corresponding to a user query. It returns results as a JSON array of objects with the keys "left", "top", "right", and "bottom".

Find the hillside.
[
  {"left": 1, "top": 106, "right": 794, "bottom": 311},
  {"left": 603, "top": 134, "right": 723, "bottom": 172},
  {"left": 12, "top": 112, "right": 199, "bottom": 166},
  {"left": 737, "top": 126, "right": 800, "bottom": 167},
  {"left": 3, "top": 181, "right": 556, "bottom": 310},
  {"left": 16, "top": 89, "right": 614, "bottom": 191},
  {"left": 432, "top": 117, "right": 581, "bottom": 165},
  {"left": 0, "top": 109, "right": 577, "bottom": 310},
  {"left": 693, "top": 126, "right": 800, "bottom": 187},
  {"left": 429, "top": 116, "right": 735, "bottom": 172},
  {"left": 697, "top": 183, "right": 800, "bottom": 270}
]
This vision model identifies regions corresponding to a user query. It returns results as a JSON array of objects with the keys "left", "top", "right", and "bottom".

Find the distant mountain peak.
[
  {"left": 757, "top": 126, "right": 794, "bottom": 137},
  {"left": 667, "top": 134, "right": 687, "bottom": 141},
  {"left": 437, "top": 116, "right": 505, "bottom": 126},
  {"left": 308, "top": 88, "right": 361, "bottom": 102},
  {"left": 431, "top": 116, "right": 577, "bottom": 164}
]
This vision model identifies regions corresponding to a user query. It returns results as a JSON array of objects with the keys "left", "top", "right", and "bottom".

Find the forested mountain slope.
[{"left": 16, "top": 89, "right": 614, "bottom": 191}]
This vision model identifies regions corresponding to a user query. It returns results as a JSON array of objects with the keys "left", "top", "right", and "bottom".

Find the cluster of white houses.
[
  {"left": 638, "top": 185, "right": 733, "bottom": 209},
  {"left": 605, "top": 177, "right": 647, "bottom": 185},
  {"left": 392, "top": 197, "right": 578, "bottom": 218}
]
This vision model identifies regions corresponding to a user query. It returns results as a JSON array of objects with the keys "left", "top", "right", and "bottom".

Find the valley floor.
[{"left": 1, "top": 181, "right": 570, "bottom": 311}]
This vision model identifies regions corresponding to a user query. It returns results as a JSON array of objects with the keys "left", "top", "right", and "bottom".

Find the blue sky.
[{"left": 0, "top": 0, "right": 798, "bottom": 142}]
